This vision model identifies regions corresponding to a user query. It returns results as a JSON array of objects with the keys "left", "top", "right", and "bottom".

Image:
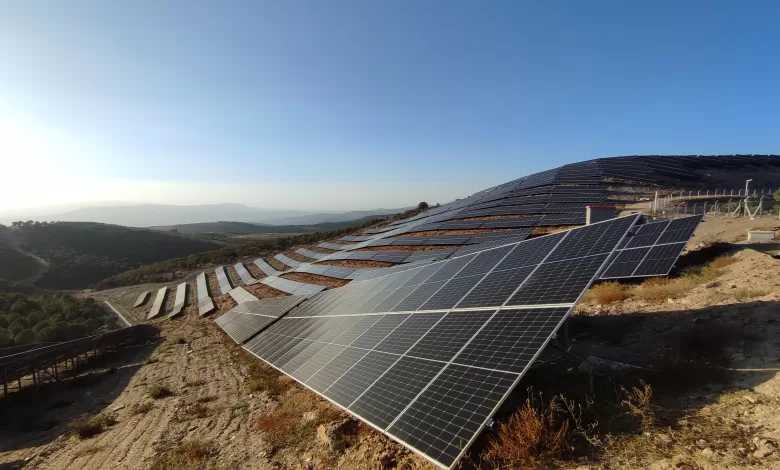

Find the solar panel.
[
  {"left": 255, "top": 258, "right": 278, "bottom": 276},
  {"left": 600, "top": 215, "right": 702, "bottom": 279},
  {"left": 196, "top": 272, "right": 215, "bottom": 317},
  {"left": 215, "top": 266, "right": 233, "bottom": 295},
  {"left": 228, "top": 286, "right": 259, "bottom": 304},
  {"left": 234, "top": 262, "right": 258, "bottom": 285},
  {"left": 147, "top": 286, "right": 167, "bottom": 320},
  {"left": 234, "top": 215, "right": 640, "bottom": 469},
  {"left": 133, "top": 291, "right": 149, "bottom": 308},
  {"left": 167, "top": 282, "right": 187, "bottom": 319}
]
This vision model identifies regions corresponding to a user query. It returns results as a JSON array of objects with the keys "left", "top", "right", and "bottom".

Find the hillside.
[
  {"left": 150, "top": 215, "right": 391, "bottom": 235},
  {"left": 0, "top": 222, "right": 220, "bottom": 290}
]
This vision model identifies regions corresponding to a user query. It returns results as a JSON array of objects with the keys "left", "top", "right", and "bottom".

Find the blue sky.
[{"left": 2, "top": 1, "right": 780, "bottom": 212}]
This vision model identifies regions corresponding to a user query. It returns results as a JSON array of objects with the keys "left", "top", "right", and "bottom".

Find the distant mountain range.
[
  {"left": 149, "top": 216, "right": 385, "bottom": 235},
  {"left": 2, "top": 203, "right": 409, "bottom": 228}
]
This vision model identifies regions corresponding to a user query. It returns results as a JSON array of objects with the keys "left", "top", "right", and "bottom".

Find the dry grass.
[
  {"left": 632, "top": 277, "right": 689, "bottom": 303},
  {"left": 69, "top": 412, "right": 118, "bottom": 439},
  {"left": 245, "top": 356, "right": 290, "bottom": 397},
  {"left": 147, "top": 384, "right": 174, "bottom": 399},
  {"left": 149, "top": 440, "right": 218, "bottom": 470},
  {"left": 178, "top": 401, "right": 218, "bottom": 421},
  {"left": 585, "top": 282, "right": 631, "bottom": 305},
  {"left": 130, "top": 402, "right": 154, "bottom": 415},
  {"left": 280, "top": 272, "right": 350, "bottom": 288},
  {"left": 184, "top": 379, "right": 207, "bottom": 388},
  {"left": 284, "top": 251, "right": 311, "bottom": 263},
  {"left": 620, "top": 381, "right": 656, "bottom": 430},
  {"left": 708, "top": 255, "right": 737, "bottom": 270},
  {"left": 255, "top": 389, "right": 344, "bottom": 449},
  {"left": 267, "top": 257, "right": 287, "bottom": 272},
  {"left": 732, "top": 287, "right": 769, "bottom": 302},
  {"left": 482, "top": 398, "right": 573, "bottom": 468},
  {"left": 73, "top": 444, "right": 106, "bottom": 458},
  {"left": 242, "top": 283, "right": 287, "bottom": 299}
]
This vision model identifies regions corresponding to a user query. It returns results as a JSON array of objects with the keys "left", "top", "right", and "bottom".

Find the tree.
[
  {"left": 14, "top": 329, "right": 37, "bottom": 345},
  {"left": 0, "top": 329, "right": 12, "bottom": 347},
  {"left": 417, "top": 201, "right": 429, "bottom": 211},
  {"left": 774, "top": 188, "right": 780, "bottom": 203}
]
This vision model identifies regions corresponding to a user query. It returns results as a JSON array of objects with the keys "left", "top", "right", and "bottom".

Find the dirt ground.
[
  {"left": 4, "top": 215, "right": 780, "bottom": 470},
  {"left": 0, "top": 317, "right": 433, "bottom": 470}
]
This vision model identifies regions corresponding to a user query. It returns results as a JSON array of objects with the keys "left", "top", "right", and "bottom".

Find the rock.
[
  {"left": 317, "top": 420, "right": 352, "bottom": 451},
  {"left": 701, "top": 448, "right": 714, "bottom": 457},
  {"left": 674, "top": 463, "right": 694, "bottom": 470},
  {"left": 302, "top": 411, "right": 317, "bottom": 422},
  {"left": 704, "top": 281, "right": 720, "bottom": 289},
  {"left": 188, "top": 425, "right": 197, "bottom": 432},
  {"left": 744, "top": 395, "right": 757, "bottom": 404},
  {"left": 754, "top": 446, "right": 774, "bottom": 458},
  {"left": 656, "top": 433, "right": 672, "bottom": 444},
  {"left": 113, "top": 405, "right": 126, "bottom": 412}
]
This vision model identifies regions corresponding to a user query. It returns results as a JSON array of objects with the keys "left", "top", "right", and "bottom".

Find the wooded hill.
[
  {"left": 149, "top": 215, "right": 383, "bottom": 235},
  {"left": 0, "top": 222, "right": 220, "bottom": 290}
]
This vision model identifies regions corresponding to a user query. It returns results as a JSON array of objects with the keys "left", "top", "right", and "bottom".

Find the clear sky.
[{"left": 2, "top": 1, "right": 780, "bottom": 213}]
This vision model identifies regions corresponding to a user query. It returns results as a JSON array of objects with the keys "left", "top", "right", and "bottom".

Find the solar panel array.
[
  {"left": 133, "top": 291, "right": 149, "bottom": 308},
  {"left": 227, "top": 215, "right": 642, "bottom": 469},
  {"left": 600, "top": 215, "right": 703, "bottom": 279},
  {"left": 275, "top": 254, "right": 302, "bottom": 269},
  {"left": 147, "top": 286, "right": 167, "bottom": 320},
  {"left": 196, "top": 272, "right": 215, "bottom": 317},
  {"left": 215, "top": 266, "right": 233, "bottom": 294},
  {"left": 168, "top": 282, "right": 187, "bottom": 318}
]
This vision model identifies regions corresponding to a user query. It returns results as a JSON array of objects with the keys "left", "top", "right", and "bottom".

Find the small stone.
[
  {"left": 656, "top": 433, "right": 672, "bottom": 444},
  {"left": 731, "top": 284, "right": 737, "bottom": 289},
  {"left": 188, "top": 425, "right": 197, "bottom": 432},
  {"left": 701, "top": 448, "right": 714, "bottom": 457},
  {"left": 704, "top": 281, "right": 720, "bottom": 289},
  {"left": 302, "top": 411, "right": 317, "bottom": 422},
  {"left": 754, "top": 446, "right": 774, "bottom": 459},
  {"left": 113, "top": 405, "right": 126, "bottom": 412},
  {"left": 745, "top": 395, "right": 757, "bottom": 404}
]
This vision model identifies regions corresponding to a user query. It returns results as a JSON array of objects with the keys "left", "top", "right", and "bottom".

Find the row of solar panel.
[{"left": 232, "top": 216, "right": 645, "bottom": 470}]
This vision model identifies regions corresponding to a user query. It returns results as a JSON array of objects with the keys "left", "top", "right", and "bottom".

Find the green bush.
[
  {"left": 0, "top": 329, "right": 13, "bottom": 347},
  {"left": 14, "top": 329, "right": 37, "bottom": 345}
]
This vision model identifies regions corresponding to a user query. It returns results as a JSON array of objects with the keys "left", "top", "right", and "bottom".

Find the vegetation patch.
[
  {"left": 0, "top": 292, "right": 118, "bottom": 347},
  {"left": 584, "top": 281, "right": 631, "bottom": 305},
  {"left": 149, "top": 440, "right": 218, "bottom": 470},
  {"left": 255, "top": 389, "right": 343, "bottom": 449},
  {"left": 69, "top": 412, "right": 118, "bottom": 439},
  {"left": 130, "top": 402, "right": 154, "bottom": 415},
  {"left": 147, "top": 384, "right": 174, "bottom": 399}
]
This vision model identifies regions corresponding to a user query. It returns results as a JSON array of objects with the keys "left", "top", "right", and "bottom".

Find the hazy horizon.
[{"left": 3, "top": 1, "right": 780, "bottom": 214}]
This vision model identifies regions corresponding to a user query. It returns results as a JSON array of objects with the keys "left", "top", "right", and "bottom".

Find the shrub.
[
  {"left": 585, "top": 282, "right": 630, "bottom": 305},
  {"left": 69, "top": 412, "right": 117, "bottom": 439},
  {"left": 483, "top": 398, "right": 571, "bottom": 467},
  {"left": 632, "top": 277, "right": 688, "bottom": 303},
  {"left": 147, "top": 385, "right": 173, "bottom": 399},
  {"left": 130, "top": 402, "right": 154, "bottom": 415},
  {"left": 149, "top": 441, "right": 217, "bottom": 470}
]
